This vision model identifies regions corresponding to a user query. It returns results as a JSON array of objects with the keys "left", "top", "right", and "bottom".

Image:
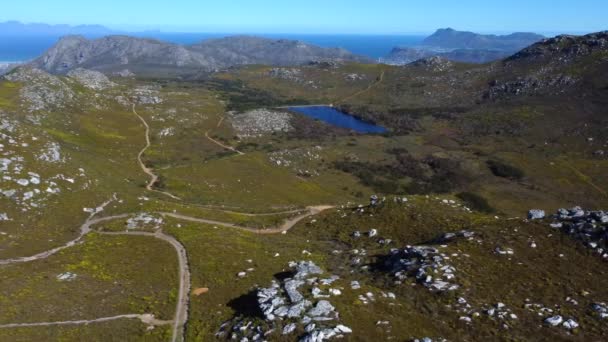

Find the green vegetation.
[{"left": 2, "top": 38, "right": 608, "bottom": 340}]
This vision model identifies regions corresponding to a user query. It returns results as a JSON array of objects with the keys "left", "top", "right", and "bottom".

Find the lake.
[{"left": 288, "top": 106, "right": 387, "bottom": 134}]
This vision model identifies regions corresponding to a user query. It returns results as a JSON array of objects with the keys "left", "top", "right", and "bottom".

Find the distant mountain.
[
  {"left": 0, "top": 21, "right": 114, "bottom": 36},
  {"left": 382, "top": 28, "right": 545, "bottom": 65},
  {"left": 422, "top": 28, "right": 545, "bottom": 50},
  {"left": 0, "top": 62, "right": 21, "bottom": 75},
  {"left": 189, "top": 36, "right": 366, "bottom": 67},
  {"left": 30, "top": 35, "right": 370, "bottom": 76},
  {"left": 383, "top": 47, "right": 512, "bottom": 65}
]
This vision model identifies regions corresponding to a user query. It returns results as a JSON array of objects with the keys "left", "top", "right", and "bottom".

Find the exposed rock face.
[
  {"left": 31, "top": 35, "right": 216, "bottom": 75},
  {"left": 30, "top": 35, "right": 369, "bottom": 76},
  {"left": 67, "top": 68, "right": 116, "bottom": 90}
]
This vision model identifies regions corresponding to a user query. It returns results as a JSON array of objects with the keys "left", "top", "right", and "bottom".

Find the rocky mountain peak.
[{"left": 507, "top": 31, "right": 608, "bottom": 63}]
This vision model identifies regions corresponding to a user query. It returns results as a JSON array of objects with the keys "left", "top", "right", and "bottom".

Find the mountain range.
[
  {"left": 382, "top": 28, "right": 545, "bottom": 64},
  {"left": 0, "top": 21, "right": 114, "bottom": 36},
  {"left": 30, "top": 35, "right": 370, "bottom": 77}
]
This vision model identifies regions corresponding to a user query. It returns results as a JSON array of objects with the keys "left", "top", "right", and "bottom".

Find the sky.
[{"left": 1, "top": 0, "right": 607, "bottom": 35}]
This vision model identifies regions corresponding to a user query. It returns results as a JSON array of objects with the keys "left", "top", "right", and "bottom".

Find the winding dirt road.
[
  {"left": 0, "top": 203, "right": 333, "bottom": 341},
  {"left": 0, "top": 197, "right": 126, "bottom": 266},
  {"left": 161, "top": 205, "right": 333, "bottom": 234},
  {"left": 101, "top": 230, "right": 190, "bottom": 342},
  {"left": 132, "top": 104, "right": 182, "bottom": 200},
  {"left": 0, "top": 104, "right": 335, "bottom": 341}
]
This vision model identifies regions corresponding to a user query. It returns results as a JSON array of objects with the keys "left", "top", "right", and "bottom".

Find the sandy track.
[
  {"left": 162, "top": 205, "right": 333, "bottom": 234},
  {"left": 0, "top": 197, "right": 126, "bottom": 266},
  {"left": 132, "top": 104, "right": 182, "bottom": 200},
  {"left": 204, "top": 117, "right": 245, "bottom": 155},
  {"left": 100, "top": 230, "right": 190, "bottom": 342},
  {"left": 0, "top": 314, "right": 172, "bottom": 329}
]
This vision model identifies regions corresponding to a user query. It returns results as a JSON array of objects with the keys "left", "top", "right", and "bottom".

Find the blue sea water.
[
  {"left": 0, "top": 33, "right": 424, "bottom": 62},
  {"left": 289, "top": 106, "right": 387, "bottom": 134}
]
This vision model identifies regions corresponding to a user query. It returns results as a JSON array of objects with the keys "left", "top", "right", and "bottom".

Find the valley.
[{"left": 0, "top": 29, "right": 607, "bottom": 342}]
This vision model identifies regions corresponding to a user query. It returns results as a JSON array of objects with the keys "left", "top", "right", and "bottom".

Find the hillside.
[{"left": 0, "top": 30, "right": 607, "bottom": 342}]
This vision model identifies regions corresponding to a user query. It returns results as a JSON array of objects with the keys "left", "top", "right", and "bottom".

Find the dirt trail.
[
  {"left": 339, "top": 70, "right": 385, "bottom": 103},
  {"left": 0, "top": 314, "right": 172, "bottom": 329},
  {"left": 205, "top": 116, "right": 244, "bottom": 155},
  {"left": 162, "top": 205, "right": 333, "bottom": 234},
  {"left": 132, "top": 104, "right": 182, "bottom": 200},
  {"left": 100, "top": 230, "right": 190, "bottom": 342},
  {"left": 561, "top": 161, "right": 607, "bottom": 197},
  {"left": 0, "top": 197, "right": 126, "bottom": 266},
  {"left": 0, "top": 204, "right": 332, "bottom": 341}
]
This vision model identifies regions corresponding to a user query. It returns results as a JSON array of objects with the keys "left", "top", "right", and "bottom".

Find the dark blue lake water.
[
  {"left": 289, "top": 106, "right": 387, "bottom": 134},
  {"left": 0, "top": 33, "right": 425, "bottom": 61}
]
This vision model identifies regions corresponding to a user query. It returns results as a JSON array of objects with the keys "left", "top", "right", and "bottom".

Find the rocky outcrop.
[
  {"left": 507, "top": 31, "right": 608, "bottom": 64},
  {"left": 546, "top": 207, "right": 608, "bottom": 258},
  {"left": 3, "top": 67, "right": 74, "bottom": 112},
  {"left": 230, "top": 109, "right": 294, "bottom": 138},
  {"left": 217, "top": 261, "right": 352, "bottom": 341},
  {"left": 409, "top": 57, "right": 454, "bottom": 72},
  {"left": 67, "top": 68, "right": 116, "bottom": 90},
  {"left": 483, "top": 74, "right": 577, "bottom": 100}
]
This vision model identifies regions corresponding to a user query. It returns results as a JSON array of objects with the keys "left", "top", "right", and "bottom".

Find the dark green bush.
[
  {"left": 487, "top": 160, "right": 525, "bottom": 180},
  {"left": 456, "top": 192, "right": 495, "bottom": 213}
]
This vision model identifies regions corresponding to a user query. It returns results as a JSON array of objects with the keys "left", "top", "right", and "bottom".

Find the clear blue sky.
[{"left": 1, "top": 0, "right": 606, "bottom": 35}]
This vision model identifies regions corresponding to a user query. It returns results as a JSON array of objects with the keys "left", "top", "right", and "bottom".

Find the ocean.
[{"left": 0, "top": 33, "right": 425, "bottom": 62}]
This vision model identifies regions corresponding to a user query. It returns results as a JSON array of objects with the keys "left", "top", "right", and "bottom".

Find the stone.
[
  {"left": 295, "top": 261, "right": 324, "bottom": 279},
  {"left": 545, "top": 315, "right": 563, "bottom": 326},
  {"left": 528, "top": 209, "right": 546, "bottom": 220},
  {"left": 285, "top": 279, "right": 305, "bottom": 303},
  {"left": 308, "top": 300, "right": 335, "bottom": 317},
  {"left": 335, "top": 324, "right": 352, "bottom": 334},
  {"left": 287, "top": 300, "right": 311, "bottom": 318},
  {"left": 562, "top": 319, "right": 579, "bottom": 330},
  {"left": 282, "top": 323, "right": 297, "bottom": 335}
]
